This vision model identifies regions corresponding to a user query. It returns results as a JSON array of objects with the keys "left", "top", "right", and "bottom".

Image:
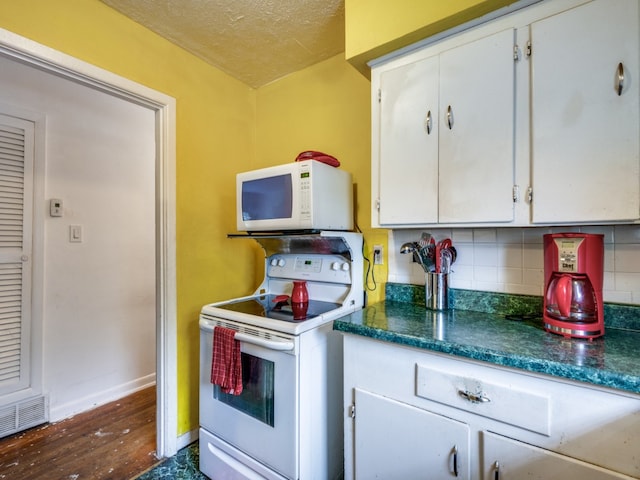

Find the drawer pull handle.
[
  {"left": 452, "top": 445, "right": 459, "bottom": 477},
  {"left": 616, "top": 62, "right": 624, "bottom": 96},
  {"left": 458, "top": 389, "right": 490, "bottom": 404},
  {"left": 494, "top": 461, "right": 500, "bottom": 480},
  {"left": 424, "top": 110, "right": 432, "bottom": 135}
]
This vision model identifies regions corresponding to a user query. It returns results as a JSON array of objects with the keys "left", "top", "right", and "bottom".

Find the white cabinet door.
[
  {"left": 438, "top": 28, "right": 516, "bottom": 224},
  {"left": 354, "top": 388, "right": 470, "bottom": 479},
  {"left": 378, "top": 55, "right": 439, "bottom": 225},
  {"left": 482, "top": 431, "right": 635, "bottom": 479},
  {"left": 530, "top": 0, "right": 640, "bottom": 223},
  {"left": 376, "top": 28, "right": 516, "bottom": 227}
]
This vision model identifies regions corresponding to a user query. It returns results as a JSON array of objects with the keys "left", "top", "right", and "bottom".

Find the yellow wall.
[
  {"left": 345, "top": 0, "right": 516, "bottom": 75},
  {"left": 0, "top": 0, "right": 510, "bottom": 440},
  {"left": 0, "top": 0, "right": 257, "bottom": 436},
  {"left": 255, "top": 55, "right": 387, "bottom": 304}
]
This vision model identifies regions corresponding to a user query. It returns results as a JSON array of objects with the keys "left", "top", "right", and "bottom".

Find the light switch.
[{"left": 69, "top": 225, "right": 82, "bottom": 243}]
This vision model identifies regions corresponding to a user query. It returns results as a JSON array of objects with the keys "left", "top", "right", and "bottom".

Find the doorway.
[{"left": 0, "top": 29, "right": 177, "bottom": 457}]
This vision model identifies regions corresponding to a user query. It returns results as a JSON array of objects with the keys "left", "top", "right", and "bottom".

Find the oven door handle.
[{"left": 234, "top": 332, "right": 295, "bottom": 351}]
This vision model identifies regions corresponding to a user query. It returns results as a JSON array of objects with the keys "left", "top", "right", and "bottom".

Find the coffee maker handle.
[{"left": 556, "top": 275, "right": 573, "bottom": 318}]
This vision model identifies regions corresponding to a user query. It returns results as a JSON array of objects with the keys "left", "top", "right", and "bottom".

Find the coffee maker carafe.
[{"left": 543, "top": 233, "right": 604, "bottom": 339}]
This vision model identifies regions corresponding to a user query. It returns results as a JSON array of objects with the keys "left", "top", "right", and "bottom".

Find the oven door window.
[{"left": 213, "top": 352, "right": 275, "bottom": 427}]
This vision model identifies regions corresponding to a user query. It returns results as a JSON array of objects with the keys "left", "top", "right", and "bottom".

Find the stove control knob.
[
  {"left": 331, "top": 262, "right": 340, "bottom": 271},
  {"left": 341, "top": 262, "right": 350, "bottom": 271},
  {"left": 270, "top": 258, "right": 285, "bottom": 267}
]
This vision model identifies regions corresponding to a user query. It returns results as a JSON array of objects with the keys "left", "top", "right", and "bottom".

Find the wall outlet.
[
  {"left": 49, "top": 198, "right": 63, "bottom": 217},
  {"left": 373, "top": 245, "right": 383, "bottom": 265}
]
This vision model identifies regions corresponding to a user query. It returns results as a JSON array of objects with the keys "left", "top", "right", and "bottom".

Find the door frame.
[{"left": 0, "top": 28, "right": 178, "bottom": 457}]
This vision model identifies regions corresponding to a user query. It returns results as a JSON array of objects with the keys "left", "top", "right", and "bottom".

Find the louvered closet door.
[{"left": 0, "top": 114, "right": 33, "bottom": 397}]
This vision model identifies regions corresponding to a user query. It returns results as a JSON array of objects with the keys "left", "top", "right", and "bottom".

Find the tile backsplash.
[{"left": 388, "top": 225, "right": 640, "bottom": 305}]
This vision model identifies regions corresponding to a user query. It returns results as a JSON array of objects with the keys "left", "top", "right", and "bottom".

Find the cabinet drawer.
[{"left": 416, "top": 363, "right": 550, "bottom": 435}]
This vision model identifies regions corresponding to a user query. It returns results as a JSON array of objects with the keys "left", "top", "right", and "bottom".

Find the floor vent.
[{"left": 0, "top": 395, "right": 48, "bottom": 438}]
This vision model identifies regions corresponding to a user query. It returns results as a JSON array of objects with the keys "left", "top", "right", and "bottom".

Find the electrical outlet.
[{"left": 373, "top": 245, "right": 383, "bottom": 265}]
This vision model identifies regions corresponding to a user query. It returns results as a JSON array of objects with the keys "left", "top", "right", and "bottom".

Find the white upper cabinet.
[
  {"left": 378, "top": 55, "right": 439, "bottom": 225},
  {"left": 373, "top": 28, "right": 516, "bottom": 227},
  {"left": 530, "top": 0, "right": 640, "bottom": 223},
  {"left": 372, "top": 0, "right": 640, "bottom": 228},
  {"left": 438, "top": 28, "right": 515, "bottom": 224}
]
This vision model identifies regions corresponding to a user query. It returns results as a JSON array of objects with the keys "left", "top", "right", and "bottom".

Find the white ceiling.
[{"left": 100, "top": 0, "right": 346, "bottom": 88}]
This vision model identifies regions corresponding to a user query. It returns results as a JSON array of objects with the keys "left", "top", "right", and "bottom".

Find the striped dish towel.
[{"left": 211, "top": 326, "right": 243, "bottom": 395}]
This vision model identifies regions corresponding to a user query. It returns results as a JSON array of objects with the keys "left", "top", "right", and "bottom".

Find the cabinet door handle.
[
  {"left": 494, "top": 461, "right": 500, "bottom": 480},
  {"left": 616, "top": 62, "right": 625, "bottom": 96},
  {"left": 424, "top": 110, "right": 432, "bottom": 135},
  {"left": 452, "top": 445, "right": 459, "bottom": 477},
  {"left": 446, "top": 105, "right": 454, "bottom": 129},
  {"left": 458, "top": 389, "right": 490, "bottom": 404}
]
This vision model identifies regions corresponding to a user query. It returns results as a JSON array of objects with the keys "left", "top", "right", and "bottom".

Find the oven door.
[{"left": 199, "top": 317, "right": 299, "bottom": 479}]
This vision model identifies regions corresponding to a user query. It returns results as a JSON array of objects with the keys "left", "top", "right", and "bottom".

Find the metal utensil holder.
[{"left": 426, "top": 272, "right": 449, "bottom": 310}]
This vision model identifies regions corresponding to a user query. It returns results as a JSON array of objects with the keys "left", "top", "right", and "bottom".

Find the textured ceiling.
[{"left": 100, "top": 0, "right": 345, "bottom": 88}]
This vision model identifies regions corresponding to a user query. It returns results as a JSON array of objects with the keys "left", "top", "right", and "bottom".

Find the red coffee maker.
[{"left": 543, "top": 233, "right": 604, "bottom": 339}]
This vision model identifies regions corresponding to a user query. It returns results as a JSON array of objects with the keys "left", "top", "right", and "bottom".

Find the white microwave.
[{"left": 236, "top": 160, "right": 353, "bottom": 232}]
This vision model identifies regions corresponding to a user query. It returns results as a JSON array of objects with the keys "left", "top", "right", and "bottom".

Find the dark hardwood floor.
[{"left": 0, "top": 385, "right": 159, "bottom": 480}]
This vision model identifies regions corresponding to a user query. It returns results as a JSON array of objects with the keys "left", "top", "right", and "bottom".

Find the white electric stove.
[{"left": 199, "top": 231, "right": 363, "bottom": 480}]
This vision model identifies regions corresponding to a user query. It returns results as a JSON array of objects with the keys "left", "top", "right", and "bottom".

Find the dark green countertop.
[{"left": 334, "top": 288, "right": 640, "bottom": 396}]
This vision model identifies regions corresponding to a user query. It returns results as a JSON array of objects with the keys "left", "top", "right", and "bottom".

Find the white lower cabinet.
[
  {"left": 343, "top": 334, "right": 640, "bottom": 480},
  {"left": 482, "top": 432, "right": 633, "bottom": 480},
  {"left": 354, "top": 388, "right": 470, "bottom": 479}
]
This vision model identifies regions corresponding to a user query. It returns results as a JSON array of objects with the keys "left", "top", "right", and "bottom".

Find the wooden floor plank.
[{"left": 0, "top": 386, "right": 159, "bottom": 480}]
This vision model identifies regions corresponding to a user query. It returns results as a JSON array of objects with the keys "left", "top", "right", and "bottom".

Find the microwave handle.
[{"left": 234, "top": 332, "right": 295, "bottom": 351}]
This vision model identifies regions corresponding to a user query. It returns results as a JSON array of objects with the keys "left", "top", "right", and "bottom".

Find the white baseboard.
[
  {"left": 177, "top": 428, "right": 199, "bottom": 450},
  {"left": 49, "top": 373, "right": 156, "bottom": 422}
]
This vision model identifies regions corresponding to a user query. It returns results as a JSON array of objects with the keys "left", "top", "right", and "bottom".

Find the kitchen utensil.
[
  {"left": 399, "top": 242, "right": 414, "bottom": 255},
  {"left": 419, "top": 232, "right": 432, "bottom": 248},
  {"left": 420, "top": 245, "right": 435, "bottom": 272},
  {"left": 448, "top": 246, "right": 457, "bottom": 264},
  {"left": 435, "top": 238, "right": 452, "bottom": 273},
  {"left": 400, "top": 242, "right": 429, "bottom": 272},
  {"left": 273, "top": 294, "right": 290, "bottom": 303},
  {"left": 402, "top": 238, "right": 454, "bottom": 274},
  {"left": 437, "top": 238, "right": 452, "bottom": 250},
  {"left": 416, "top": 233, "right": 434, "bottom": 272},
  {"left": 440, "top": 248, "right": 453, "bottom": 274}
]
